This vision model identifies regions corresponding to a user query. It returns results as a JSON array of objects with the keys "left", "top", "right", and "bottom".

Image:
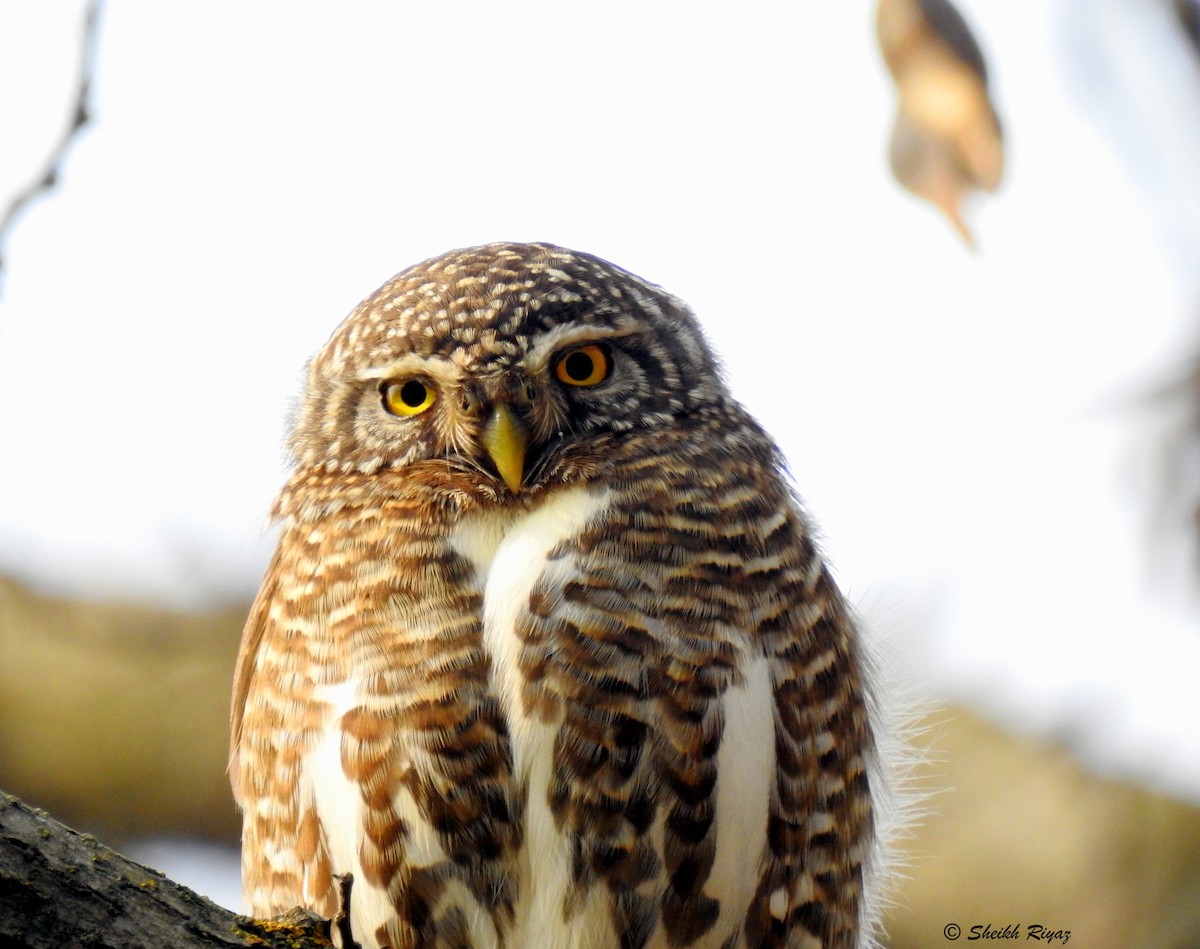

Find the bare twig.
[{"left": 0, "top": 0, "right": 104, "bottom": 296}]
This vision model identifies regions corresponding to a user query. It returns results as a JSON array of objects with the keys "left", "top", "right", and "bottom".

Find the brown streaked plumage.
[{"left": 231, "top": 243, "right": 883, "bottom": 949}]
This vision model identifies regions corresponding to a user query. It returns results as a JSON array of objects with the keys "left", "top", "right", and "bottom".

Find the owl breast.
[
  {"left": 454, "top": 486, "right": 617, "bottom": 949},
  {"left": 442, "top": 485, "right": 776, "bottom": 949}
]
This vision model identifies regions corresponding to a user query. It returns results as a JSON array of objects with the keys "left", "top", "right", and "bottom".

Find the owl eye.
[
  {"left": 383, "top": 379, "right": 437, "bottom": 416},
  {"left": 554, "top": 344, "right": 610, "bottom": 387}
]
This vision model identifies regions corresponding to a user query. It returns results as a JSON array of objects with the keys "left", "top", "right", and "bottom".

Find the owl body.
[{"left": 231, "top": 244, "right": 879, "bottom": 949}]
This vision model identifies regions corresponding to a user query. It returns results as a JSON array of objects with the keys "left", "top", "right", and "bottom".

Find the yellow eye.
[
  {"left": 555, "top": 344, "right": 610, "bottom": 387},
  {"left": 383, "top": 379, "right": 437, "bottom": 416}
]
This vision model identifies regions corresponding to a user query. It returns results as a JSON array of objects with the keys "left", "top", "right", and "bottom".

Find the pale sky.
[{"left": 2, "top": 0, "right": 1200, "bottom": 809}]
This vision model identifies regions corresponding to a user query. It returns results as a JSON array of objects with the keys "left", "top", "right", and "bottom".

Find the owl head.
[{"left": 288, "top": 243, "right": 728, "bottom": 496}]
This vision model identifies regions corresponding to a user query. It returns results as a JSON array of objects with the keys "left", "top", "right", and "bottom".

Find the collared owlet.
[{"left": 230, "top": 243, "right": 883, "bottom": 949}]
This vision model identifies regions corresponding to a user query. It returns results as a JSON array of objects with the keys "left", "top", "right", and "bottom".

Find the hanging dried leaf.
[{"left": 877, "top": 0, "right": 1004, "bottom": 247}]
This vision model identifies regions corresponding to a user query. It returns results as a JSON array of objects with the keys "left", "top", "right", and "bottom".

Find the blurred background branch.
[{"left": 0, "top": 575, "right": 240, "bottom": 844}]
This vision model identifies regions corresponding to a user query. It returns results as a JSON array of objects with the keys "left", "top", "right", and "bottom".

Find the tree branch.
[
  {"left": 0, "top": 792, "right": 332, "bottom": 949},
  {"left": 0, "top": 0, "right": 104, "bottom": 296}
]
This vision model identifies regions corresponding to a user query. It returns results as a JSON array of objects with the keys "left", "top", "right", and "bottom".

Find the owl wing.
[
  {"left": 229, "top": 543, "right": 282, "bottom": 795},
  {"left": 517, "top": 424, "right": 874, "bottom": 948},
  {"left": 230, "top": 490, "right": 525, "bottom": 942},
  {"left": 227, "top": 541, "right": 345, "bottom": 919}
]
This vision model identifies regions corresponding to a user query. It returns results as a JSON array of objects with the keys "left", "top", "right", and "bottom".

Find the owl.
[{"left": 230, "top": 243, "right": 882, "bottom": 949}]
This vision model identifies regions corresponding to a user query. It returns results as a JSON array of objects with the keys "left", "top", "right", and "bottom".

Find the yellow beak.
[{"left": 481, "top": 403, "right": 529, "bottom": 493}]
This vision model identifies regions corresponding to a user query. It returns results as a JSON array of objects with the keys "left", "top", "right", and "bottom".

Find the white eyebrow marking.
[
  {"left": 354, "top": 354, "right": 464, "bottom": 384},
  {"left": 523, "top": 320, "right": 644, "bottom": 374}
]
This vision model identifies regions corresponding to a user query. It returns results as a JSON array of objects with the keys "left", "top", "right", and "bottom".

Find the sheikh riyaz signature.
[{"left": 943, "top": 922, "right": 1072, "bottom": 944}]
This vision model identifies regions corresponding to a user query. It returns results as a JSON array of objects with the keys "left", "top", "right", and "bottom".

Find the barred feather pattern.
[{"left": 230, "top": 243, "right": 878, "bottom": 949}]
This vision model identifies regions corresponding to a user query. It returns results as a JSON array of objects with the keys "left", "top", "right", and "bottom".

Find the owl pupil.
[
  {"left": 400, "top": 380, "right": 427, "bottom": 407},
  {"left": 564, "top": 352, "right": 594, "bottom": 381}
]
